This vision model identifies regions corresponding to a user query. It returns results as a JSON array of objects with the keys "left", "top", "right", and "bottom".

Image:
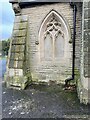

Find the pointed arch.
[{"left": 39, "top": 10, "right": 71, "bottom": 61}]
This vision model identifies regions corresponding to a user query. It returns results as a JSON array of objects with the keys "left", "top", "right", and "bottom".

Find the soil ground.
[{"left": 2, "top": 79, "right": 90, "bottom": 119}]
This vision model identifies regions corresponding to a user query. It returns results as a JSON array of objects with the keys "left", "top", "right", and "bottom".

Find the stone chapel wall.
[
  {"left": 18, "top": 3, "right": 82, "bottom": 83},
  {"left": 77, "top": 0, "right": 90, "bottom": 104},
  {"left": 5, "top": 1, "right": 90, "bottom": 104}
]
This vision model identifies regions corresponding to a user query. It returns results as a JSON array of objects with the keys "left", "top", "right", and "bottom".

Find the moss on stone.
[
  {"left": 5, "top": 75, "right": 29, "bottom": 90},
  {"left": 68, "top": 68, "right": 80, "bottom": 85}
]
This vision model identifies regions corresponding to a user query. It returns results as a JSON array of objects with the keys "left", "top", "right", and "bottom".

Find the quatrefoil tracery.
[{"left": 44, "top": 15, "right": 64, "bottom": 39}]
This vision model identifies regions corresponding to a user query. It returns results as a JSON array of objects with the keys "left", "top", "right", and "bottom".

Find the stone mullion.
[{"left": 53, "top": 35, "right": 55, "bottom": 60}]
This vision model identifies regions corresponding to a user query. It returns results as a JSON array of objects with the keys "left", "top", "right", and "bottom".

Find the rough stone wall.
[
  {"left": 77, "top": 0, "right": 90, "bottom": 104},
  {"left": 20, "top": 3, "right": 82, "bottom": 84},
  {"left": 83, "top": 1, "right": 90, "bottom": 79},
  {"left": 75, "top": 3, "right": 82, "bottom": 69}
]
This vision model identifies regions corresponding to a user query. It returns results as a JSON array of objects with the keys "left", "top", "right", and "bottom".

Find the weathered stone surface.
[
  {"left": 8, "top": 69, "right": 23, "bottom": 77},
  {"left": 12, "top": 3, "right": 21, "bottom": 14},
  {"left": 21, "top": 15, "right": 28, "bottom": 22},
  {"left": 9, "top": 60, "right": 14, "bottom": 68},
  {"left": 77, "top": 0, "right": 90, "bottom": 104},
  {"left": 12, "top": 37, "right": 26, "bottom": 45},
  {"left": 14, "top": 15, "right": 28, "bottom": 23},
  {"left": 9, "top": 59, "right": 23, "bottom": 69},
  {"left": 5, "top": 13, "right": 29, "bottom": 89},
  {"left": 84, "top": 19, "right": 90, "bottom": 29},
  {"left": 84, "top": 9, "right": 90, "bottom": 19},
  {"left": 11, "top": 45, "right": 25, "bottom": 52},
  {"left": 6, "top": 75, "right": 28, "bottom": 90},
  {"left": 14, "top": 22, "right": 27, "bottom": 30},
  {"left": 82, "top": 1, "right": 90, "bottom": 78},
  {"left": 14, "top": 16, "right": 21, "bottom": 23},
  {"left": 84, "top": 1, "right": 90, "bottom": 8},
  {"left": 13, "top": 30, "right": 27, "bottom": 37}
]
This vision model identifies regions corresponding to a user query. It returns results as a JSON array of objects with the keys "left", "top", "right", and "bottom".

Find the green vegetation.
[{"left": 0, "top": 39, "right": 10, "bottom": 57}]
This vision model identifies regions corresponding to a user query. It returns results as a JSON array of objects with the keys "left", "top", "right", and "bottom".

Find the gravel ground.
[
  {"left": 1, "top": 59, "right": 90, "bottom": 119},
  {"left": 2, "top": 81, "right": 90, "bottom": 119}
]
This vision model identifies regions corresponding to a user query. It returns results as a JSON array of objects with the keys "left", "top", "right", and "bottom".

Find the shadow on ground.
[{"left": 2, "top": 82, "right": 90, "bottom": 119}]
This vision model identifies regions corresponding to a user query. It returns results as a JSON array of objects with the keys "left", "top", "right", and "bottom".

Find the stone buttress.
[{"left": 4, "top": 2, "right": 31, "bottom": 89}]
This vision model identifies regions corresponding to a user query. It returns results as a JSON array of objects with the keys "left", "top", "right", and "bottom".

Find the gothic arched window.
[{"left": 39, "top": 10, "right": 70, "bottom": 61}]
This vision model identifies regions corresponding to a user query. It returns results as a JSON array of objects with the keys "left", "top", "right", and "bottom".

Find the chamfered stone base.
[
  {"left": 77, "top": 79, "right": 90, "bottom": 105},
  {"left": 4, "top": 74, "right": 30, "bottom": 90}
]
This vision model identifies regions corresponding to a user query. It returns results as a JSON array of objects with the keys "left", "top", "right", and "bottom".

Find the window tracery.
[
  {"left": 44, "top": 13, "right": 64, "bottom": 39},
  {"left": 43, "top": 13, "right": 64, "bottom": 60},
  {"left": 39, "top": 10, "right": 70, "bottom": 61}
]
